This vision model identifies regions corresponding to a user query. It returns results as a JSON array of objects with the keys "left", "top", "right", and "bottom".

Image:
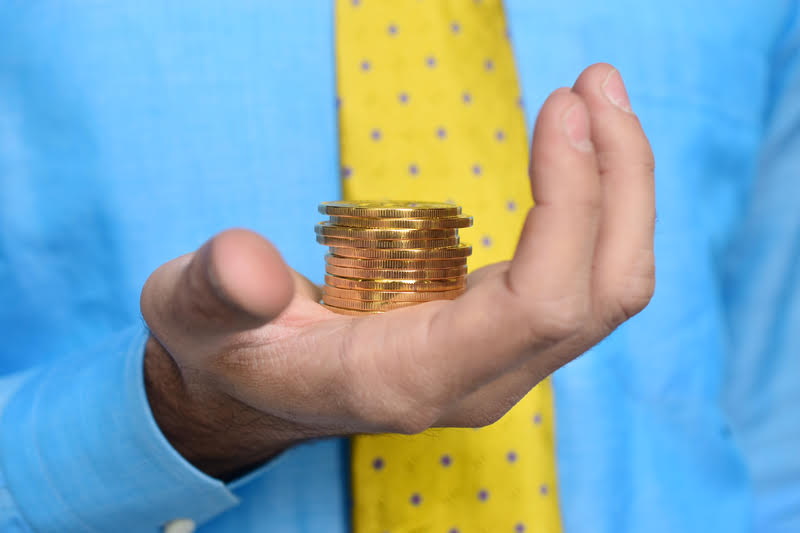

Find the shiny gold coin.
[
  {"left": 329, "top": 215, "right": 473, "bottom": 229},
  {"left": 329, "top": 244, "right": 472, "bottom": 260},
  {"left": 316, "top": 235, "right": 459, "bottom": 249},
  {"left": 325, "top": 264, "right": 467, "bottom": 280},
  {"left": 321, "top": 303, "right": 383, "bottom": 316},
  {"left": 324, "top": 285, "right": 465, "bottom": 302},
  {"left": 325, "top": 274, "right": 465, "bottom": 291},
  {"left": 315, "top": 222, "right": 458, "bottom": 240},
  {"left": 319, "top": 200, "right": 461, "bottom": 218},
  {"left": 323, "top": 295, "right": 426, "bottom": 311},
  {"left": 325, "top": 254, "right": 467, "bottom": 269}
]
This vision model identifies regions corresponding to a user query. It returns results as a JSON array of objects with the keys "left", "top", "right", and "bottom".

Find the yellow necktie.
[{"left": 336, "top": 2, "right": 563, "bottom": 532}]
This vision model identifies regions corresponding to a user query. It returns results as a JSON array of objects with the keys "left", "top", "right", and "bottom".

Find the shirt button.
[{"left": 163, "top": 518, "right": 196, "bottom": 533}]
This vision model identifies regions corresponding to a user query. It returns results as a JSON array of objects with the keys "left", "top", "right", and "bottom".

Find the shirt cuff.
[{"left": 0, "top": 323, "right": 244, "bottom": 532}]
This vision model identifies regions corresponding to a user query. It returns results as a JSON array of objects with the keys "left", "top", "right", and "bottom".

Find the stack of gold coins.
[{"left": 316, "top": 201, "right": 473, "bottom": 315}]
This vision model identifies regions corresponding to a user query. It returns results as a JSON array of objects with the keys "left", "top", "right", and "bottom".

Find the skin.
[{"left": 141, "top": 63, "right": 656, "bottom": 480}]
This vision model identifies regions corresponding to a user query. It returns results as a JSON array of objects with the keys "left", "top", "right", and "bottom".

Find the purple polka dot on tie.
[
  {"left": 361, "top": 60, "right": 371, "bottom": 71},
  {"left": 517, "top": 96, "right": 524, "bottom": 108},
  {"left": 388, "top": 23, "right": 398, "bottom": 35},
  {"left": 426, "top": 56, "right": 437, "bottom": 68},
  {"left": 505, "top": 27, "right": 511, "bottom": 39},
  {"left": 341, "top": 166, "right": 352, "bottom": 179},
  {"left": 398, "top": 92, "right": 409, "bottom": 104},
  {"left": 410, "top": 492, "right": 422, "bottom": 506},
  {"left": 351, "top": 0, "right": 360, "bottom": 5},
  {"left": 371, "top": 129, "right": 382, "bottom": 141},
  {"left": 336, "top": 96, "right": 341, "bottom": 109},
  {"left": 472, "top": 164, "right": 482, "bottom": 176},
  {"left": 462, "top": 92, "right": 472, "bottom": 104},
  {"left": 507, "top": 200, "right": 517, "bottom": 211},
  {"left": 515, "top": 523, "right": 526, "bottom": 533},
  {"left": 436, "top": 127, "right": 447, "bottom": 139},
  {"left": 477, "top": 489, "right": 490, "bottom": 501},
  {"left": 533, "top": 413, "right": 542, "bottom": 425},
  {"left": 540, "top": 483, "right": 549, "bottom": 495},
  {"left": 409, "top": 163, "right": 419, "bottom": 176},
  {"left": 451, "top": 21, "right": 461, "bottom": 33},
  {"left": 495, "top": 129, "right": 506, "bottom": 141},
  {"left": 440, "top": 454, "right": 452, "bottom": 467},
  {"left": 481, "top": 236, "right": 492, "bottom": 248},
  {"left": 485, "top": 59, "right": 495, "bottom": 71},
  {"left": 372, "top": 457, "right": 384, "bottom": 470},
  {"left": 449, "top": 528, "right": 460, "bottom": 533},
  {"left": 506, "top": 450, "right": 518, "bottom": 463}
]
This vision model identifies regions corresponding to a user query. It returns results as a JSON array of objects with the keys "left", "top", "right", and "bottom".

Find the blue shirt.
[{"left": 1, "top": 2, "right": 798, "bottom": 532}]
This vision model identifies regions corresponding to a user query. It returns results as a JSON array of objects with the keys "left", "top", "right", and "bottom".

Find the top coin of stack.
[{"left": 316, "top": 201, "right": 473, "bottom": 315}]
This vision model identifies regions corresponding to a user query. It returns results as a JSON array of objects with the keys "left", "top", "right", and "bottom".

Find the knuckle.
[
  {"left": 621, "top": 271, "right": 656, "bottom": 318},
  {"left": 140, "top": 273, "right": 158, "bottom": 326},
  {"left": 526, "top": 296, "right": 591, "bottom": 345},
  {"left": 354, "top": 398, "right": 440, "bottom": 435},
  {"left": 385, "top": 406, "right": 439, "bottom": 435},
  {"left": 466, "top": 406, "right": 514, "bottom": 429},
  {"left": 465, "top": 412, "right": 505, "bottom": 429},
  {"left": 582, "top": 193, "right": 604, "bottom": 218},
  {"left": 140, "top": 266, "right": 171, "bottom": 334},
  {"left": 597, "top": 148, "right": 654, "bottom": 180},
  {"left": 638, "top": 150, "right": 656, "bottom": 179},
  {"left": 344, "top": 368, "right": 442, "bottom": 435},
  {"left": 643, "top": 144, "right": 656, "bottom": 175},
  {"left": 603, "top": 255, "right": 656, "bottom": 327}
]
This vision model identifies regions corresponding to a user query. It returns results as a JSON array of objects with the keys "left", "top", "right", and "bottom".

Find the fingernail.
[
  {"left": 562, "top": 103, "right": 593, "bottom": 152},
  {"left": 602, "top": 69, "right": 633, "bottom": 113}
]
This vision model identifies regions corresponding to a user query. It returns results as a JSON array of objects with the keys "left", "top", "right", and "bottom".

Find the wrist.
[{"left": 143, "top": 335, "right": 298, "bottom": 480}]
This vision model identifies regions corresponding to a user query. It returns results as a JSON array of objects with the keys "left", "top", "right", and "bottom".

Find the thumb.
[{"left": 141, "top": 228, "right": 295, "bottom": 345}]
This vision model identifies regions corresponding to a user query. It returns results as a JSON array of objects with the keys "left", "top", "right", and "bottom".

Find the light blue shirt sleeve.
[
  {"left": 722, "top": 6, "right": 800, "bottom": 532},
  {"left": 0, "top": 324, "right": 243, "bottom": 532},
  {"left": 0, "top": 3, "right": 341, "bottom": 531}
]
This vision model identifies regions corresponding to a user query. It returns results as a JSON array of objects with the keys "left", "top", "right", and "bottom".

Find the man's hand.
[{"left": 140, "top": 64, "right": 655, "bottom": 479}]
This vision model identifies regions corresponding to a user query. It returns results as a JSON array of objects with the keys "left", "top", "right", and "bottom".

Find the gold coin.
[
  {"left": 319, "top": 200, "right": 461, "bottom": 218},
  {"left": 325, "top": 254, "right": 467, "bottom": 269},
  {"left": 329, "top": 244, "right": 472, "bottom": 259},
  {"left": 324, "top": 285, "right": 465, "bottom": 302},
  {"left": 330, "top": 215, "right": 472, "bottom": 229},
  {"left": 316, "top": 235, "right": 459, "bottom": 249},
  {"left": 321, "top": 303, "right": 383, "bottom": 316},
  {"left": 323, "top": 295, "right": 426, "bottom": 311},
  {"left": 325, "top": 274, "right": 466, "bottom": 291},
  {"left": 329, "top": 215, "right": 473, "bottom": 229},
  {"left": 315, "top": 222, "right": 458, "bottom": 240},
  {"left": 325, "top": 264, "right": 467, "bottom": 280}
]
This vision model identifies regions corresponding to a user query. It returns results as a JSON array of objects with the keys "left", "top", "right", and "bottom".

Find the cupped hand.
[{"left": 141, "top": 64, "right": 655, "bottom": 479}]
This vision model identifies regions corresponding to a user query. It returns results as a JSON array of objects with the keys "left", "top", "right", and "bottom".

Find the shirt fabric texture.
[{"left": 0, "top": 2, "right": 799, "bottom": 532}]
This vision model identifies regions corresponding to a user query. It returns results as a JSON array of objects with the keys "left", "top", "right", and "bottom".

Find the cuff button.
[{"left": 164, "top": 518, "right": 196, "bottom": 533}]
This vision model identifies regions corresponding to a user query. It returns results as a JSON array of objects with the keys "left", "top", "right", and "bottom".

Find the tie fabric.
[{"left": 336, "top": 2, "right": 563, "bottom": 532}]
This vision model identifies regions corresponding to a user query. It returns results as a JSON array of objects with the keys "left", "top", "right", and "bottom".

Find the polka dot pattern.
[{"left": 338, "top": 2, "right": 561, "bottom": 532}]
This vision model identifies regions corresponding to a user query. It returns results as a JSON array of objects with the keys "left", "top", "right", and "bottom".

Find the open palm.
[{"left": 141, "top": 64, "right": 655, "bottom": 478}]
